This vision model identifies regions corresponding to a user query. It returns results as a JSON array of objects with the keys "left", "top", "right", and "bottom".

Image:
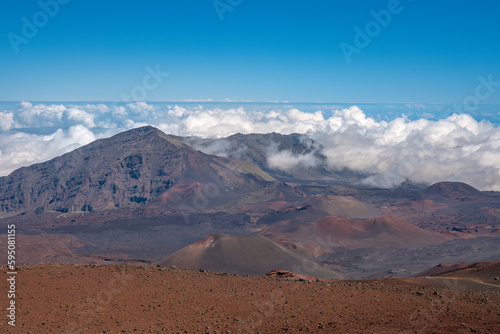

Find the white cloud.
[
  {"left": 83, "top": 103, "right": 110, "bottom": 114},
  {"left": 186, "top": 138, "right": 233, "bottom": 158},
  {"left": 0, "top": 112, "right": 14, "bottom": 131},
  {"left": 0, "top": 125, "right": 102, "bottom": 176},
  {"left": 112, "top": 106, "right": 127, "bottom": 116},
  {"left": 18, "top": 102, "right": 66, "bottom": 126},
  {"left": 126, "top": 101, "right": 155, "bottom": 117},
  {"left": 66, "top": 108, "right": 96, "bottom": 128},
  {"left": 266, "top": 143, "right": 319, "bottom": 172},
  {"left": 167, "top": 105, "right": 187, "bottom": 117},
  {"left": 20, "top": 101, "right": 32, "bottom": 109},
  {"left": 318, "top": 112, "right": 500, "bottom": 190},
  {"left": 0, "top": 102, "right": 499, "bottom": 191}
]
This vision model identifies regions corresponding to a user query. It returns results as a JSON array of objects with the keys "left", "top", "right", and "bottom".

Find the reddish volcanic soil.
[{"left": 2, "top": 265, "right": 499, "bottom": 333}]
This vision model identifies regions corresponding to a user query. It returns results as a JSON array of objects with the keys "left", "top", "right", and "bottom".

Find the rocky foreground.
[{"left": 1, "top": 265, "right": 499, "bottom": 333}]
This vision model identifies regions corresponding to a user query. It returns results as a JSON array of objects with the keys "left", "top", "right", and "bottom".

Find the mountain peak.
[
  {"left": 110, "top": 126, "right": 184, "bottom": 147},
  {"left": 0, "top": 126, "right": 272, "bottom": 214},
  {"left": 115, "top": 125, "right": 161, "bottom": 136},
  {"left": 0, "top": 126, "right": 188, "bottom": 213},
  {"left": 131, "top": 125, "right": 157, "bottom": 132}
]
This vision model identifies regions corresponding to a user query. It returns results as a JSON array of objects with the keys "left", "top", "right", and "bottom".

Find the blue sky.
[{"left": 0, "top": 0, "right": 499, "bottom": 103}]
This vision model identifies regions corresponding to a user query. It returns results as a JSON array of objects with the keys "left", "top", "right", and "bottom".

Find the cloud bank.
[{"left": 0, "top": 102, "right": 499, "bottom": 191}]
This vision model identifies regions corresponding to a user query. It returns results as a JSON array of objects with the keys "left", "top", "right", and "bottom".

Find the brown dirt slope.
[
  {"left": 265, "top": 215, "right": 450, "bottom": 250},
  {"left": 308, "top": 195, "right": 381, "bottom": 219},
  {"left": 417, "top": 261, "right": 495, "bottom": 277},
  {"left": 156, "top": 234, "right": 338, "bottom": 278},
  {"left": 0, "top": 233, "right": 146, "bottom": 266},
  {"left": 411, "top": 261, "right": 500, "bottom": 291},
  {"left": 1, "top": 264, "right": 499, "bottom": 333},
  {"left": 435, "top": 261, "right": 500, "bottom": 285}
]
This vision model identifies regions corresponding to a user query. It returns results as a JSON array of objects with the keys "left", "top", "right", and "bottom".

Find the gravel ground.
[{"left": 1, "top": 264, "right": 499, "bottom": 333}]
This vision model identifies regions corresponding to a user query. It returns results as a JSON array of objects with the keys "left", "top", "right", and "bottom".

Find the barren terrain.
[
  {"left": 1, "top": 127, "right": 500, "bottom": 333},
  {"left": 2, "top": 264, "right": 499, "bottom": 333},
  {"left": 1, "top": 128, "right": 500, "bottom": 279}
]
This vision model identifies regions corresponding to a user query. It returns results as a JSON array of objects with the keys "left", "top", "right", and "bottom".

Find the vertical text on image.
[{"left": 6, "top": 224, "right": 17, "bottom": 327}]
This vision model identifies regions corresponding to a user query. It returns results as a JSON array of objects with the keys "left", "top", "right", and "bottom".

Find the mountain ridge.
[{"left": 0, "top": 126, "right": 271, "bottom": 213}]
